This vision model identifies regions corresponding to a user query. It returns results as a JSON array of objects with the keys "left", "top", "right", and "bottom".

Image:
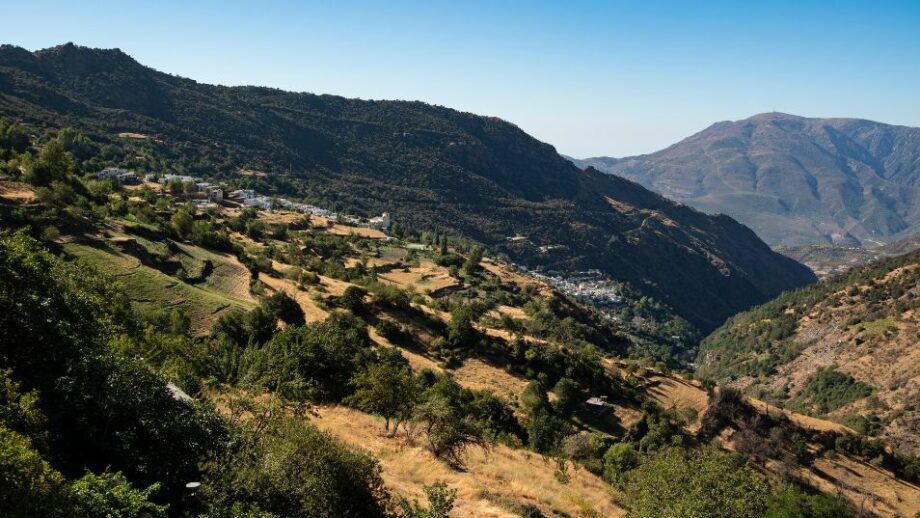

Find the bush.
[
  {"left": 764, "top": 486, "right": 853, "bottom": 517},
  {"left": 69, "top": 471, "right": 167, "bottom": 518},
  {"left": 623, "top": 447, "right": 769, "bottom": 518},
  {"left": 0, "top": 425, "right": 69, "bottom": 517},
  {"left": 603, "top": 442, "right": 639, "bottom": 485},
  {"left": 398, "top": 480, "right": 457, "bottom": 518},
  {"left": 201, "top": 417, "right": 389, "bottom": 517},
  {"left": 243, "top": 313, "right": 374, "bottom": 402}
]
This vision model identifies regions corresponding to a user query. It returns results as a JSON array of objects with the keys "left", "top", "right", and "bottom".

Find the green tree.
[
  {"left": 526, "top": 409, "right": 571, "bottom": 454},
  {"left": 520, "top": 380, "right": 549, "bottom": 415},
  {"left": 446, "top": 305, "right": 478, "bottom": 349},
  {"left": 462, "top": 245, "right": 483, "bottom": 275},
  {"left": 0, "top": 426, "right": 69, "bottom": 517},
  {"left": 764, "top": 486, "right": 854, "bottom": 518},
  {"left": 243, "top": 313, "right": 374, "bottom": 402},
  {"left": 414, "top": 378, "right": 487, "bottom": 466},
  {"left": 262, "top": 291, "right": 306, "bottom": 326},
  {"left": 345, "top": 361, "right": 417, "bottom": 435},
  {"left": 623, "top": 447, "right": 769, "bottom": 518},
  {"left": 170, "top": 208, "right": 195, "bottom": 240},
  {"left": 338, "top": 286, "right": 368, "bottom": 313},
  {"left": 552, "top": 377, "right": 580, "bottom": 416},
  {"left": 26, "top": 140, "right": 73, "bottom": 186},
  {"left": 603, "top": 442, "right": 639, "bottom": 485}
]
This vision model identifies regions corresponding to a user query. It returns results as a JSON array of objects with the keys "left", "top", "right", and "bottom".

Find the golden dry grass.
[
  {"left": 643, "top": 374, "right": 709, "bottom": 433},
  {"left": 805, "top": 455, "right": 920, "bottom": 517},
  {"left": 746, "top": 398, "right": 853, "bottom": 434},
  {"left": 450, "top": 359, "right": 529, "bottom": 402},
  {"left": 312, "top": 405, "right": 624, "bottom": 517},
  {"left": 259, "top": 274, "right": 330, "bottom": 323},
  {"left": 378, "top": 260, "right": 458, "bottom": 294},
  {"left": 257, "top": 211, "right": 307, "bottom": 225},
  {"left": 480, "top": 259, "right": 552, "bottom": 295},
  {"left": 0, "top": 181, "right": 36, "bottom": 203}
]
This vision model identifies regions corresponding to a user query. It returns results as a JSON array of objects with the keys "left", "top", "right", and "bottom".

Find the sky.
[{"left": 3, "top": 0, "right": 920, "bottom": 157}]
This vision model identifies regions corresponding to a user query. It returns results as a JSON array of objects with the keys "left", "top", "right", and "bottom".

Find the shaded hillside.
[
  {"left": 578, "top": 113, "right": 920, "bottom": 248},
  {"left": 697, "top": 250, "right": 920, "bottom": 456},
  {"left": 0, "top": 43, "right": 815, "bottom": 332}
]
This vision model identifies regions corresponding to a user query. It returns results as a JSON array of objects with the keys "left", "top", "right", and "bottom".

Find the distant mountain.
[
  {"left": 574, "top": 113, "right": 920, "bottom": 248},
  {"left": 698, "top": 249, "right": 920, "bottom": 455},
  {"left": 0, "top": 43, "right": 815, "bottom": 333},
  {"left": 779, "top": 231, "right": 920, "bottom": 279},
  {"left": 563, "top": 155, "right": 621, "bottom": 171}
]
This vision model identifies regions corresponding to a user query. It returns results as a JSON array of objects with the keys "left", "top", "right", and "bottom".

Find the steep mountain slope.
[
  {"left": 697, "top": 250, "right": 920, "bottom": 455},
  {"left": 0, "top": 43, "right": 815, "bottom": 332},
  {"left": 577, "top": 113, "right": 920, "bottom": 248}
]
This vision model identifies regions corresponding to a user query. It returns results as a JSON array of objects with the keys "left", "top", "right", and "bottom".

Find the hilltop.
[
  {"left": 0, "top": 43, "right": 815, "bottom": 334},
  {"left": 575, "top": 112, "right": 920, "bottom": 248}
]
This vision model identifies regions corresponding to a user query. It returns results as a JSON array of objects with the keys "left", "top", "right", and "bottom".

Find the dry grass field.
[{"left": 311, "top": 405, "right": 624, "bottom": 517}]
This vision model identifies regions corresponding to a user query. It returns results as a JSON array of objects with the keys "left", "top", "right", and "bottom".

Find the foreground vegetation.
[{"left": 0, "top": 121, "right": 916, "bottom": 516}]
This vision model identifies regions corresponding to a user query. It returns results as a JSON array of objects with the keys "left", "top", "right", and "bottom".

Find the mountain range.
[
  {"left": 0, "top": 43, "right": 815, "bottom": 333},
  {"left": 570, "top": 113, "right": 920, "bottom": 248}
]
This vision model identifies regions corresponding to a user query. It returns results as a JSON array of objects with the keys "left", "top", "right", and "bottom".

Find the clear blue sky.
[{"left": 4, "top": 0, "right": 920, "bottom": 157}]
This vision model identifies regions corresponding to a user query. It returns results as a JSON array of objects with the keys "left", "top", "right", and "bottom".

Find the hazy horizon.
[{"left": 4, "top": 0, "right": 919, "bottom": 157}]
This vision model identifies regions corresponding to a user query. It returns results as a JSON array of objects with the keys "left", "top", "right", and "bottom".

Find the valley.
[
  {"left": 0, "top": 41, "right": 918, "bottom": 518},
  {"left": 3, "top": 168, "right": 917, "bottom": 515}
]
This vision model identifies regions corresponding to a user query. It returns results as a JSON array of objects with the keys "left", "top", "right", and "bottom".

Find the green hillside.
[{"left": 0, "top": 43, "right": 816, "bottom": 333}]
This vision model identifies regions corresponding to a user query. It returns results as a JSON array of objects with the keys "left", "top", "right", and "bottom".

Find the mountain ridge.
[
  {"left": 571, "top": 112, "right": 920, "bottom": 248},
  {"left": 0, "top": 43, "right": 816, "bottom": 333}
]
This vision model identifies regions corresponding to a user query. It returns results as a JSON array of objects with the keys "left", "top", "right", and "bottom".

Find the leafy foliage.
[{"left": 622, "top": 447, "right": 769, "bottom": 518}]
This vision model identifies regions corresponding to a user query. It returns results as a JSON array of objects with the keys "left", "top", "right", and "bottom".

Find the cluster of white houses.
[
  {"left": 93, "top": 167, "right": 390, "bottom": 230},
  {"left": 94, "top": 167, "right": 139, "bottom": 184},
  {"left": 225, "top": 188, "right": 390, "bottom": 230}
]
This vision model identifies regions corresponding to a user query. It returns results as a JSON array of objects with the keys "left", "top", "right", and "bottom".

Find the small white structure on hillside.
[
  {"left": 228, "top": 189, "right": 256, "bottom": 200},
  {"left": 159, "top": 174, "right": 198, "bottom": 185},
  {"left": 368, "top": 212, "right": 391, "bottom": 230},
  {"left": 95, "top": 167, "right": 129, "bottom": 180},
  {"left": 243, "top": 196, "right": 273, "bottom": 211}
]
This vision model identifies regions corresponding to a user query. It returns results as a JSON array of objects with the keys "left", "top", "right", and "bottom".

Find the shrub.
[
  {"left": 623, "top": 447, "right": 769, "bottom": 518},
  {"left": 243, "top": 313, "right": 374, "bottom": 402},
  {"left": 398, "top": 481, "right": 457, "bottom": 518},
  {"left": 201, "top": 417, "right": 388, "bottom": 517},
  {"left": 69, "top": 471, "right": 167, "bottom": 518},
  {"left": 763, "top": 486, "right": 853, "bottom": 517},
  {"left": 603, "top": 442, "right": 640, "bottom": 485}
]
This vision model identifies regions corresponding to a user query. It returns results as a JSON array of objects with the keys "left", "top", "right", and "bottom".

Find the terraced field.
[{"left": 62, "top": 240, "right": 255, "bottom": 333}]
